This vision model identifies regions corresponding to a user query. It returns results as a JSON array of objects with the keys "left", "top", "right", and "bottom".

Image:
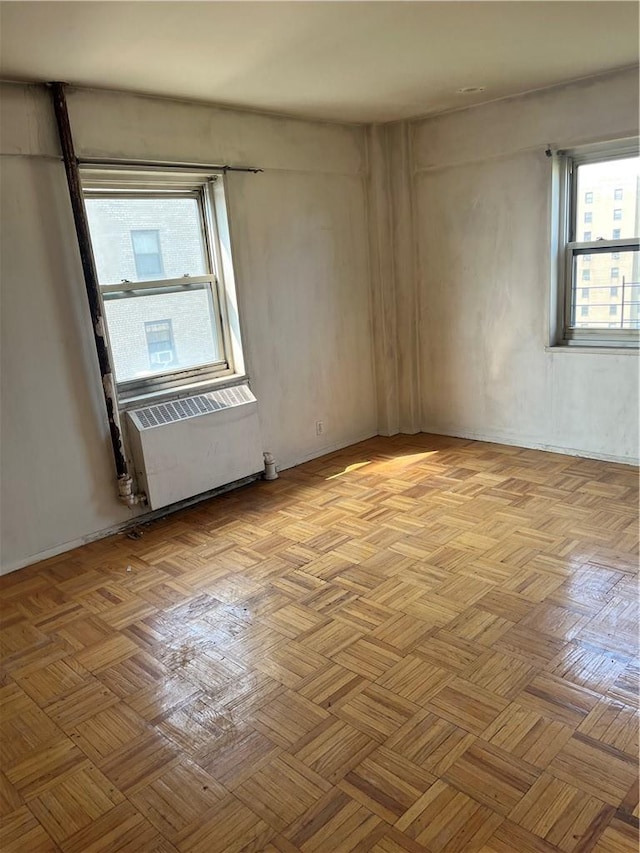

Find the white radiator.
[{"left": 126, "top": 384, "right": 264, "bottom": 510}]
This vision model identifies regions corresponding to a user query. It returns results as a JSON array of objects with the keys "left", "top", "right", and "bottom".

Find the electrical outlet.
[{"left": 315, "top": 420, "right": 324, "bottom": 436}]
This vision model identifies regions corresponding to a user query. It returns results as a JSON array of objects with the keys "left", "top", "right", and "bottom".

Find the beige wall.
[
  {"left": 1, "top": 69, "right": 638, "bottom": 574},
  {"left": 0, "top": 84, "right": 377, "bottom": 572},
  {"left": 410, "top": 69, "right": 639, "bottom": 462}
]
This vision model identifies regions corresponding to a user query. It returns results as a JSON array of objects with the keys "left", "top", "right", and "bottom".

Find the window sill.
[
  {"left": 546, "top": 345, "right": 639, "bottom": 355},
  {"left": 119, "top": 373, "right": 250, "bottom": 410}
]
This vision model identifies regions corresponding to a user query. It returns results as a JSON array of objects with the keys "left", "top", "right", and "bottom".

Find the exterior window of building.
[
  {"left": 555, "top": 142, "right": 639, "bottom": 346},
  {"left": 581, "top": 288, "right": 589, "bottom": 299},
  {"left": 145, "top": 320, "right": 175, "bottom": 368},
  {"left": 82, "top": 166, "right": 244, "bottom": 398},
  {"left": 131, "top": 229, "right": 164, "bottom": 279}
]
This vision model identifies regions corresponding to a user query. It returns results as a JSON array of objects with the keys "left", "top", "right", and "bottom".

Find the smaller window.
[
  {"left": 609, "top": 305, "right": 618, "bottom": 316},
  {"left": 556, "top": 143, "right": 639, "bottom": 348},
  {"left": 145, "top": 320, "right": 176, "bottom": 369},
  {"left": 132, "top": 229, "right": 164, "bottom": 279},
  {"left": 614, "top": 188, "right": 623, "bottom": 200}
]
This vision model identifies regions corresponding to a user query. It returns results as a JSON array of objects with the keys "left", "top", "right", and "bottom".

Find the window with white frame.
[
  {"left": 556, "top": 140, "right": 639, "bottom": 346},
  {"left": 81, "top": 167, "right": 240, "bottom": 397}
]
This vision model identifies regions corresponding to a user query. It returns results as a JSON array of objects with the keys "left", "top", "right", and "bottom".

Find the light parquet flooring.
[{"left": 1, "top": 434, "right": 638, "bottom": 853}]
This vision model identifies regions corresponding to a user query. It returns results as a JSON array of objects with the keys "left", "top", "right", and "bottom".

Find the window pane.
[
  {"left": 85, "top": 197, "right": 208, "bottom": 284},
  {"left": 572, "top": 249, "right": 640, "bottom": 330},
  {"left": 103, "top": 287, "right": 223, "bottom": 382},
  {"left": 575, "top": 156, "right": 640, "bottom": 240}
]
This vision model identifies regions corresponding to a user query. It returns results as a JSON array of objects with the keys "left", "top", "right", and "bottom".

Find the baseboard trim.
[
  {"left": 421, "top": 425, "right": 639, "bottom": 467},
  {"left": 276, "top": 429, "right": 378, "bottom": 473},
  {"left": 1, "top": 429, "right": 378, "bottom": 576}
]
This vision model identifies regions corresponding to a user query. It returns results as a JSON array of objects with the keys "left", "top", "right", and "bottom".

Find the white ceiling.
[{"left": 0, "top": 1, "right": 637, "bottom": 123}]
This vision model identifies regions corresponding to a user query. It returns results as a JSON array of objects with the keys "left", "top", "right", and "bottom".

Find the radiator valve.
[
  {"left": 118, "top": 474, "right": 146, "bottom": 506},
  {"left": 263, "top": 452, "right": 278, "bottom": 481}
]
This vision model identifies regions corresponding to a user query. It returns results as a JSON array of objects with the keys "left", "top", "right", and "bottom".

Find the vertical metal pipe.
[{"left": 49, "top": 82, "right": 129, "bottom": 480}]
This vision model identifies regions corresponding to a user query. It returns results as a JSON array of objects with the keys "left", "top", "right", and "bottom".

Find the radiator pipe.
[
  {"left": 48, "top": 82, "right": 141, "bottom": 505},
  {"left": 263, "top": 452, "right": 278, "bottom": 481}
]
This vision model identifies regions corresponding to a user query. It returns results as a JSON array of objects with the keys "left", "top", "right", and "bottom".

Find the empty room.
[{"left": 0, "top": 2, "right": 638, "bottom": 851}]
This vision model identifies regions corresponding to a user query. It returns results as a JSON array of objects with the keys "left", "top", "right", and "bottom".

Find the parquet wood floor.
[{"left": 1, "top": 434, "right": 638, "bottom": 853}]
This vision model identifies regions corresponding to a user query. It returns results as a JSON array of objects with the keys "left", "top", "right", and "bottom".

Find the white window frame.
[
  {"left": 554, "top": 139, "right": 639, "bottom": 348},
  {"left": 80, "top": 165, "right": 247, "bottom": 400}
]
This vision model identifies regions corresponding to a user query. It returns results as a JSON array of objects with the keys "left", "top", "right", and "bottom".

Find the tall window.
[
  {"left": 132, "top": 229, "right": 164, "bottom": 279},
  {"left": 555, "top": 141, "right": 639, "bottom": 346},
  {"left": 82, "top": 167, "right": 241, "bottom": 397}
]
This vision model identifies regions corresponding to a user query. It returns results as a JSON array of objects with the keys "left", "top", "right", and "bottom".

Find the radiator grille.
[{"left": 130, "top": 385, "right": 255, "bottom": 429}]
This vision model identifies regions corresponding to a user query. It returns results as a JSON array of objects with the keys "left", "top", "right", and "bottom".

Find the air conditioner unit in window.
[
  {"left": 126, "top": 384, "right": 264, "bottom": 510},
  {"left": 151, "top": 351, "right": 175, "bottom": 366}
]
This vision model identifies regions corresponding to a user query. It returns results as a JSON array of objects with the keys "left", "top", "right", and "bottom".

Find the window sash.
[
  {"left": 101, "top": 278, "right": 230, "bottom": 393},
  {"left": 563, "top": 242, "right": 639, "bottom": 343},
  {"left": 101, "top": 274, "right": 216, "bottom": 295}
]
